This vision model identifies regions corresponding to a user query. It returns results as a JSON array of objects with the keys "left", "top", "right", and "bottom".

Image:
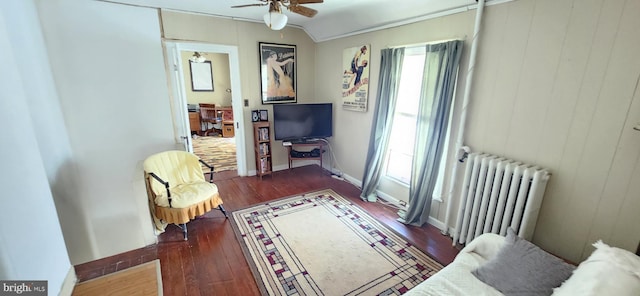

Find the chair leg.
[
  {"left": 180, "top": 223, "right": 188, "bottom": 240},
  {"left": 218, "top": 205, "right": 228, "bottom": 218}
]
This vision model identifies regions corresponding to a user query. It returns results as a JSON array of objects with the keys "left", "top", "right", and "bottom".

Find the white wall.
[
  {"left": 0, "top": 0, "right": 72, "bottom": 293},
  {"left": 315, "top": 0, "right": 640, "bottom": 262},
  {"left": 10, "top": 0, "right": 94, "bottom": 264},
  {"left": 37, "top": 0, "right": 176, "bottom": 263}
]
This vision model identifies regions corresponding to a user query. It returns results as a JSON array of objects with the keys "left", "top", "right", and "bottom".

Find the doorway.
[{"left": 164, "top": 41, "right": 247, "bottom": 176}]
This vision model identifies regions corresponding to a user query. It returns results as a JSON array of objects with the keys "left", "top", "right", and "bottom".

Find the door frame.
[{"left": 164, "top": 41, "right": 247, "bottom": 176}]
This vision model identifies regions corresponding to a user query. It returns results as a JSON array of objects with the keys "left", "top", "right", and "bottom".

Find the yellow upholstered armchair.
[{"left": 143, "top": 150, "right": 227, "bottom": 240}]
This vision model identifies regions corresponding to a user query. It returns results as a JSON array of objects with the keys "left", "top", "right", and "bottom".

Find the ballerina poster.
[
  {"left": 259, "top": 42, "right": 297, "bottom": 104},
  {"left": 342, "top": 45, "right": 370, "bottom": 112}
]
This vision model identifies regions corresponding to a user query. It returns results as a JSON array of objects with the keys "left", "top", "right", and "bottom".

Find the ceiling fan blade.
[
  {"left": 295, "top": 0, "right": 323, "bottom": 4},
  {"left": 289, "top": 5, "right": 317, "bottom": 17},
  {"left": 231, "top": 3, "right": 268, "bottom": 8}
]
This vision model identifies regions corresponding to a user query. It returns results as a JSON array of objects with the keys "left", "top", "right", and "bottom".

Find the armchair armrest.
[
  {"left": 148, "top": 172, "right": 172, "bottom": 208},
  {"left": 199, "top": 159, "right": 215, "bottom": 183}
]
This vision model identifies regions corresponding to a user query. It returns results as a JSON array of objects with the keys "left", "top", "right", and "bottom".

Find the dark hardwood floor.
[{"left": 74, "top": 166, "right": 460, "bottom": 295}]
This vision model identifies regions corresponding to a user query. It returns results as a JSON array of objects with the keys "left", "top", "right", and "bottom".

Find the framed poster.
[
  {"left": 190, "top": 61, "right": 214, "bottom": 91},
  {"left": 342, "top": 45, "right": 370, "bottom": 112},
  {"left": 259, "top": 42, "right": 297, "bottom": 104}
]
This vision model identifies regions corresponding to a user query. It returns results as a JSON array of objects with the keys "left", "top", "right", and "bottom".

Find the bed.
[
  {"left": 406, "top": 230, "right": 640, "bottom": 296},
  {"left": 405, "top": 233, "right": 505, "bottom": 295}
]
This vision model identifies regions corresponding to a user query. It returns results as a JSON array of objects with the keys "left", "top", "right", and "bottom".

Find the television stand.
[{"left": 286, "top": 141, "right": 325, "bottom": 173}]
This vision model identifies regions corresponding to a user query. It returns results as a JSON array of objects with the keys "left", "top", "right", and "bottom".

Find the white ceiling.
[{"left": 102, "top": 0, "right": 500, "bottom": 42}]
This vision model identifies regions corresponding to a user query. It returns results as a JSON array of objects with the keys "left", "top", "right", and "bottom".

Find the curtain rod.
[{"left": 387, "top": 37, "right": 466, "bottom": 49}]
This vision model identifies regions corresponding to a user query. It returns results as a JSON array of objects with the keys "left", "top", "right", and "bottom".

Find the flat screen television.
[{"left": 273, "top": 103, "right": 333, "bottom": 142}]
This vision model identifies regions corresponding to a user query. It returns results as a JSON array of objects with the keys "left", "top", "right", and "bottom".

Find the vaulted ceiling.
[{"left": 101, "top": 0, "right": 501, "bottom": 42}]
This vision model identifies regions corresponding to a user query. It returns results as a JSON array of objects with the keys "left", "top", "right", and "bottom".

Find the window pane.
[
  {"left": 383, "top": 50, "right": 425, "bottom": 185},
  {"left": 395, "top": 55, "right": 425, "bottom": 115},
  {"left": 386, "top": 150, "right": 413, "bottom": 184},
  {"left": 388, "top": 114, "right": 415, "bottom": 154}
]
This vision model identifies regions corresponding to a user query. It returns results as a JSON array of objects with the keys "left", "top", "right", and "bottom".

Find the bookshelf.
[{"left": 253, "top": 121, "right": 272, "bottom": 178}]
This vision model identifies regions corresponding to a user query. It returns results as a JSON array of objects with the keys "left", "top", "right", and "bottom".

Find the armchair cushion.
[
  {"left": 143, "top": 150, "right": 224, "bottom": 230},
  {"left": 144, "top": 150, "right": 205, "bottom": 196},
  {"left": 154, "top": 181, "right": 218, "bottom": 208}
]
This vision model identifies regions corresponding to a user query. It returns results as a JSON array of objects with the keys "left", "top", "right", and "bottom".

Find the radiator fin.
[{"left": 453, "top": 153, "right": 550, "bottom": 245}]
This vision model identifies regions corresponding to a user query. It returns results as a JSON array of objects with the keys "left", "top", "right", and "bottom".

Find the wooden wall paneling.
[
  {"left": 462, "top": 4, "right": 508, "bottom": 153},
  {"left": 609, "top": 74, "right": 640, "bottom": 251},
  {"left": 610, "top": 149, "right": 640, "bottom": 254},
  {"left": 534, "top": 0, "right": 624, "bottom": 261},
  {"left": 471, "top": 0, "right": 535, "bottom": 156},
  {"left": 534, "top": 0, "right": 602, "bottom": 169},
  {"left": 531, "top": 0, "right": 603, "bottom": 252},
  {"left": 558, "top": 0, "right": 638, "bottom": 261},
  {"left": 585, "top": 95, "right": 640, "bottom": 257},
  {"left": 503, "top": 0, "right": 573, "bottom": 162},
  {"left": 582, "top": 24, "right": 640, "bottom": 258}
]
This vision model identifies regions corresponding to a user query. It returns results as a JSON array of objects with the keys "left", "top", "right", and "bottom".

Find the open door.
[
  {"left": 164, "top": 42, "right": 193, "bottom": 152},
  {"left": 163, "top": 41, "right": 248, "bottom": 176}
]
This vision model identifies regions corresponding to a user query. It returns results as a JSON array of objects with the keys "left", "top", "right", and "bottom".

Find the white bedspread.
[{"left": 405, "top": 233, "right": 506, "bottom": 296}]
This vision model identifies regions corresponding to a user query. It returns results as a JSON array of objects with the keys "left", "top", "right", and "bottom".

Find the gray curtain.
[
  {"left": 401, "top": 40, "right": 463, "bottom": 226},
  {"left": 360, "top": 48, "right": 405, "bottom": 202}
]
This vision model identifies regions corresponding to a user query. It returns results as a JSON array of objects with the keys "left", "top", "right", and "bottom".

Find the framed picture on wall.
[
  {"left": 342, "top": 45, "right": 370, "bottom": 112},
  {"left": 259, "top": 42, "right": 296, "bottom": 104},
  {"left": 190, "top": 61, "right": 214, "bottom": 91},
  {"left": 259, "top": 110, "right": 268, "bottom": 121}
]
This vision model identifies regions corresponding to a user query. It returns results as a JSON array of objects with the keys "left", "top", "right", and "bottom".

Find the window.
[{"left": 383, "top": 47, "right": 426, "bottom": 185}]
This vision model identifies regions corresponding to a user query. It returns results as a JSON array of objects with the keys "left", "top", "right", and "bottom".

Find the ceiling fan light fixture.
[
  {"left": 189, "top": 52, "right": 206, "bottom": 63},
  {"left": 263, "top": 11, "right": 288, "bottom": 30}
]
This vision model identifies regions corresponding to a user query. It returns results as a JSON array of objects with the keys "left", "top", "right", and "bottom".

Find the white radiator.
[{"left": 452, "top": 153, "right": 550, "bottom": 245}]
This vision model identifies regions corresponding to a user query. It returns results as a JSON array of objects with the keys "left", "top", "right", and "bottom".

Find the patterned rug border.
[
  {"left": 230, "top": 190, "right": 332, "bottom": 296},
  {"left": 229, "top": 188, "right": 444, "bottom": 296}
]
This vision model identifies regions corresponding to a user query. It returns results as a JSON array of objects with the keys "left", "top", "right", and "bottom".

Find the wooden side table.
[
  {"left": 188, "top": 112, "right": 201, "bottom": 135},
  {"left": 222, "top": 122, "right": 235, "bottom": 138},
  {"left": 286, "top": 141, "right": 324, "bottom": 172}
]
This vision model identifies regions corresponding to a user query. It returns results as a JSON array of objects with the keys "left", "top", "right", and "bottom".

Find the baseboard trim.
[
  {"left": 59, "top": 266, "right": 77, "bottom": 296},
  {"left": 375, "top": 190, "right": 406, "bottom": 208},
  {"left": 427, "top": 217, "right": 445, "bottom": 231},
  {"left": 340, "top": 173, "right": 361, "bottom": 189},
  {"left": 374, "top": 190, "right": 456, "bottom": 235}
]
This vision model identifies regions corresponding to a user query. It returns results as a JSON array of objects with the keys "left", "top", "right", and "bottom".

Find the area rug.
[
  {"left": 72, "top": 260, "right": 163, "bottom": 296},
  {"left": 192, "top": 135, "right": 237, "bottom": 172},
  {"left": 231, "top": 189, "right": 443, "bottom": 296}
]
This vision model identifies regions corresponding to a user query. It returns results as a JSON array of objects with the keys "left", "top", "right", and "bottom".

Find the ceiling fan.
[{"left": 232, "top": 0, "right": 323, "bottom": 30}]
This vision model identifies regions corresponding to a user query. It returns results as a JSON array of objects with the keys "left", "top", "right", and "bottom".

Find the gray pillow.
[{"left": 472, "top": 228, "right": 575, "bottom": 296}]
